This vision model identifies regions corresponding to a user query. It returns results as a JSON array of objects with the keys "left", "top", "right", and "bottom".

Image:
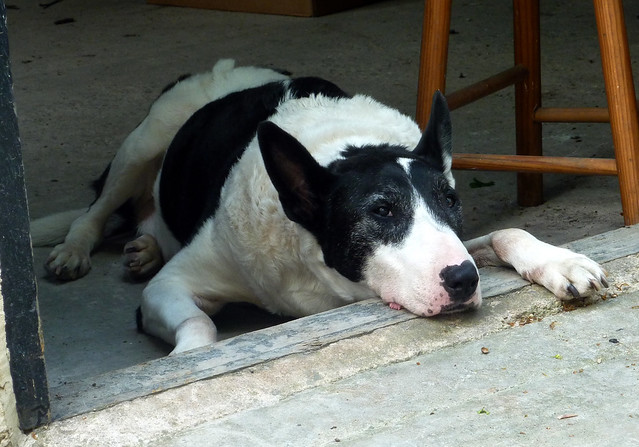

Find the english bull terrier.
[{"left": 31, "top": 59, "right": 608, "bottom": 355}]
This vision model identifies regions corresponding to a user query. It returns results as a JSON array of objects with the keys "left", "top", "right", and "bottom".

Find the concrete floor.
[{"left": 6, "top": 0, "right": 639, "bottom": 433}]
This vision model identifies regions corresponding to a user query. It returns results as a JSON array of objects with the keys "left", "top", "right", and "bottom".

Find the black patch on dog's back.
[{"left": 159, "top": 78, "right": 350, "bottom": 244}]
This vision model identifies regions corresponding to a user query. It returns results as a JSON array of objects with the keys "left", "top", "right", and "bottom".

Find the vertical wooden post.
[
  {"left": 513, "top": 0, "right": 544, "bottom": 206},
  {"left": 594, "top": 0, "right": 639, "bottom": 226},
  {"left": 0, "top": 3, "right": 50, "bottom": 430},
  {"left": 416, "top": 0, "right": 452, "bottom": 130}
]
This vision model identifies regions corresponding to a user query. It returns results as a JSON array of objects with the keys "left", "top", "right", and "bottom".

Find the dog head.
[{"left": 257, "top": 91, "right": 481, "bottom": 316}]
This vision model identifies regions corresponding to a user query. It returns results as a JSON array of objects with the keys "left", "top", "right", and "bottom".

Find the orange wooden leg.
[
  {"left": 594, "top": 0, "right": 639, "bottom": 226},
  {"left": 416, "top": 0, "right": 452, "bottom": 130},
  {"left": 513, "top": 0, "right": 543, "bottom": 206}
]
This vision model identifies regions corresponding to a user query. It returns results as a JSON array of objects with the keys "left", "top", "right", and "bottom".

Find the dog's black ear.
[
  {"left": 258, "top": 121, "right": 334, "bottom": 233},
  {"left": 414, "top": 91, "right": 453, "bottom": 175}
]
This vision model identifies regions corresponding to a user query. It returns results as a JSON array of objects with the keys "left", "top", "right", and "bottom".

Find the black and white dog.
[{"left": 31, "top": 59, "right": 608, "bottom": 355}]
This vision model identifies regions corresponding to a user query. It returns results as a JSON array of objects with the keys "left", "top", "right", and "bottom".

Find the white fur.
[
  {"left": 271, "top": 94, "right": 423, "bottom": 167},
  {"left": 141, "top": 90, "right": 607, "bottom": 354}
]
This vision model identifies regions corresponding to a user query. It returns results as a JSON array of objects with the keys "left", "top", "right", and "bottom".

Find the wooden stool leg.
[
  {"left": 513, "top": 0, "right": 543, "bottom": 206},
  {"left": 594, "top": 0, "right": 639, "bottom": 226},
  {"left": 416, "top": 0, "right": 452, "bottom": 130}
]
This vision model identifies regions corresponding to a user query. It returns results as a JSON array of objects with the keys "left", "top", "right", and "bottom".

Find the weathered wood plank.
[
  {"left": 50, "top": 224, "right": 639, "bottom": 420},
  {"left": 50, "top": 299, "right": 416, "bottom": 419},
  {"left": 563, "top": 225, "right": 639, "bottom": 263}
]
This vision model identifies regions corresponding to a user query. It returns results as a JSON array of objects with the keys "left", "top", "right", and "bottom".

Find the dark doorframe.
[{"left": 0, "top": 2, "right": 50, "bottom": 430}]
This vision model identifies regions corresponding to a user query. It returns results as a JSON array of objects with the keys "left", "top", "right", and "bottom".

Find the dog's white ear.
[
  {"left": 258, "top": 121, "right": 334, "bottom": 232},
  {"left": 414, "top": 91, "right": 453, "bottom": 181}
]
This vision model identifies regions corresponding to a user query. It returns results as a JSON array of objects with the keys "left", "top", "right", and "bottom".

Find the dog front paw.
[
  {"left": 45, "top": 243, "right": 92, "bottom": 280},
  {"left": 522, "top": 248, "right": 608, "bottom": 300}
]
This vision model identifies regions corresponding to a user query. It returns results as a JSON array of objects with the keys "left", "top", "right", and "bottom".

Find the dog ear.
[
  {"left": 257, "top": 121, "right": 334, "bottom": 232},
  {"left": 413, "top": 91, "right": 453, "bottom": 178}
]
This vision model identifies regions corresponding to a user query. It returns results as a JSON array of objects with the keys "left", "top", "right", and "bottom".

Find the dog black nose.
[{"left": 439, "top": 260, "right": 479, "bottom": 302}]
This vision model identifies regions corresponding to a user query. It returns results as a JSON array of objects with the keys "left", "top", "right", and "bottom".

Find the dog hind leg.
[
  {"left": 43, "top": 152, "right": 161, "bottom": 280},
  {"left": 39, "top": 61, "right": 290, "bottom": 281},
  {"left": 42, "top": 91, "right": 180, "bottom": 280}
]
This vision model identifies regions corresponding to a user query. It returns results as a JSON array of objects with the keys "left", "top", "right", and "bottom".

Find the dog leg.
[
  {"left": 123, "top": 234, "right": 164, "bottom": 280},
  {"left": 140, "top": 275, "right": 221, "bottom": 355},
  {"left": 43, "top": 69, "right": 209, "bottom": 280},
  {"left": 45, "top": 213, "right": 104, "bottom": 280},
  {"left": 44, "top": 164, "right": 148, "bottom": 280},
  {"left": 465, "top": 229, "right": 608, "bottom": 299},
  {"left": 45, "top": 116, "right": 168, "bottom": 280}
]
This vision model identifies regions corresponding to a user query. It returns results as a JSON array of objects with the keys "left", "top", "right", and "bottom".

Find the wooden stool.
[{"left": 416, "top": 0, "right": 639, "bottom": 226}]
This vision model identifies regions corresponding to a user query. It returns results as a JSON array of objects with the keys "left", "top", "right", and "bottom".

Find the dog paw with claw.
[
  {"left": 519, "top": 247, "right": 608, "bottom": 300},
  {"left": 123, "top": 234, "right": 164, "bottom": 280},
  {"left": 45, "top": 244, "right": 92, "bottom": 281},
  {"left": 480, "top": 229, "right": 609, "bottom": 301}
]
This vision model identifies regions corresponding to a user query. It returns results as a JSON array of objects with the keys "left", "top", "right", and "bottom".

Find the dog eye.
[
  {"left": 372, "top": 206, "right": 393, "bottom": 217},
  {"left": 444, "top": 192, "right": 458, "bottom": 208}
]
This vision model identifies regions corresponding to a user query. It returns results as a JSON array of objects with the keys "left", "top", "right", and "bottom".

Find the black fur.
[
  {"left": 408, "top": 160, "right": 462, "bottom": 236},
  {"left": 415, "top": 91, "right": 452, "bottom": 171},
  {"left": 135, "top": 306, "right": 145, "bottom": 333},
  {"left": 321, "top": 149, "right": 418, "bottom": 281},
  {"left": 159, "top": 77, "right": 350, "bottom": 244},
  {"left": 259, "top": 137, "right": 461, "bottom": 283},
  {"left": 321, "top": 146, "right": 460, "bottom": 282}
]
